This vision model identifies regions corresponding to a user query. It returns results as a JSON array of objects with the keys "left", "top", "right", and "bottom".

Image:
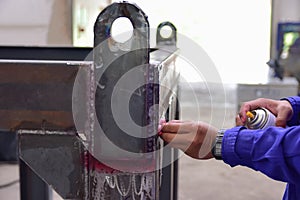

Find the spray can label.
[{"left": 246, "top": 107, "right": 276, "bottom": 129}]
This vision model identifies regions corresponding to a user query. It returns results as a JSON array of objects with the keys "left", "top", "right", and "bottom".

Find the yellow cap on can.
[{"left": 246, "top": 111, "right": 255, "bottom": 120}]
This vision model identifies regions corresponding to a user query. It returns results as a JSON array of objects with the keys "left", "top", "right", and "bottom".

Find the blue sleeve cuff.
[
  {"left": 222, "top": 126, "right": 257, "bottom": 168},
  {"left": 281, "top": 96, "right": 300, "bottom": 126}
]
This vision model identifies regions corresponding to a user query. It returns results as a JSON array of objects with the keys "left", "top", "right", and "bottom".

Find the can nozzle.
[{"left": 246, "top": 111, "right": 255, "bottom": 120}]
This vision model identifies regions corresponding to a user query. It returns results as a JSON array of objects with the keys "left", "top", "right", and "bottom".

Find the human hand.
[
  {"left": 159, "top": 120, "right": 217, "bottom": 159},
  {"left": 236, "top": 98, "right": 293, "bottom": 128}
]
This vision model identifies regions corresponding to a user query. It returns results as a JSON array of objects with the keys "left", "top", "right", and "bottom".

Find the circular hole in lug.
[
  {"left": 111, "top": 17, "right": 134, "bottom": 43},
  {"left": 159, "top": 25, "right": 173, "bottom": 39}
]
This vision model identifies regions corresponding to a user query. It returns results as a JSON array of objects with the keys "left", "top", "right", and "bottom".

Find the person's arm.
[
  {"left": 160, "top": 96, "right": 300, "bottom": 184},
  {"left": 222, "top": 125, "right": 300, "bottom": 185}
]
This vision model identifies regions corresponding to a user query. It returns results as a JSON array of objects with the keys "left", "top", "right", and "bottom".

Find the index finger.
[
  {"left": 161, "top": 121, "right": 196, "bottom": 134},
  {"left": 239, "top": 98, "right": 270, "bottom": 123},
  {"left": 239, "top": 103, "right": 253, "bottom": 123}
]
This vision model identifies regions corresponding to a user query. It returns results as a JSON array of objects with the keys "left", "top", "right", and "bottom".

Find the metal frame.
[{"left": 0, "top": 2, "right": 180, "bottom": 200}]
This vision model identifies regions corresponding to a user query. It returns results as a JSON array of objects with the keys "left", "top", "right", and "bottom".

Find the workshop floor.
[{"left": 0, "top": 82, "right": 286, "bottom": 200}]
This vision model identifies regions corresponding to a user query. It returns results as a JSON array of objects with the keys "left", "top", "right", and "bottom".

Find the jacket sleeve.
[
  {"left": 222, "top": 96, "right": 300, "bottom": 185},
  {"left": 281, "top": 96, "right": 300, "bottom": 126},
  {"left": 222, "top": 126, "right": 300, "bottom": 184}
]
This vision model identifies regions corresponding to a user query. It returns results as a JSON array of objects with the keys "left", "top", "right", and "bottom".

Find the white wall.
[
  {"left": 0, "top": 0, "right": 72, "bottom": 46},
  {"left": 136, "top": 0, "right": 272, "bottom": 84},
  {"left": 72, "top": 0, "right": 109, "bottom": 47}
]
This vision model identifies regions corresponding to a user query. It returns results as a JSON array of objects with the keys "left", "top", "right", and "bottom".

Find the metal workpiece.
[
  {"left": 152, "top": 21, "right": 180, "bottom": 120},
  {"left": 91, "top": 1, "right": 155, "bottom": 173},
  {"left": 93, "top": 1, "right": 149, "bottom": 69},
  {"left": 18, "top": 130, "right": 86, "bottom": 199},
  {"left": 0, "top": 46, "right": 92, "bottom": 61},
  {"left": 7, "top": 1, "right": 180, "bottom": 200},
  {"left": 0, "top": 60, "right": 93, "bottom": 131},
  {"left": 93, "top": 1, "right": 149, "bottom": 50},
  {"left": 92, "top": 0, "right": 179, "bottom": 166},
  {"left": 18, "top": 129, "right": 157, "bottom": 200},
  {"left": 151, "top": 48, "right": 180, "bottom": 120},
  {"left": 156, "top": 21, "right": 177, "bottom": 48}
]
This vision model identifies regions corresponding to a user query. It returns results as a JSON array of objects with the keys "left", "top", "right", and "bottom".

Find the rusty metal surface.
[
  {"left": 0, "top": 60, "right": 92, "bottom": 131},
  {"left": 18, "top": 130, "right": 86, "bottom": 199}
]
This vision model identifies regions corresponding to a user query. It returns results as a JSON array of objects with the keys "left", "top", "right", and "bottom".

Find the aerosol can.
[{"left": 246, "top": 107, "right": 276, "bottom": 129}]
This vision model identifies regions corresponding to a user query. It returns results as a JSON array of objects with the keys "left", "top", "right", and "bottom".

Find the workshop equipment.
[{"left": 0, "top": 2, "right": 180, "bottom": 200}]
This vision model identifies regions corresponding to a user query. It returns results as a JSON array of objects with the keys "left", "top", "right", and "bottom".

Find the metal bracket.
[{"left": 156, "top": 21, "right": 177, "bottom": 48}]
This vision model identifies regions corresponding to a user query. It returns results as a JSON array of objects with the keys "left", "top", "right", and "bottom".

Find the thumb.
[
  {"left": 275, "top": 111, "right": 289, "bottom": 128},
  {"left": 235, "top": 114, "right": 244, "bottom": 126}
]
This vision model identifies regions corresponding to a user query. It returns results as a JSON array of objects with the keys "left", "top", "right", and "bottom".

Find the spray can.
[{"left": 246, "top": 107, "right": 276, "bottom": 129}]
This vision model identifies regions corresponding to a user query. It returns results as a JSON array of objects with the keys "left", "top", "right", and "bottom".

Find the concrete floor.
[
  {"left": 0, "top": 163, "right": 20, "bottom": 200},
  {"left": 178, "top": 156, "right": 286, "bottom": 200},
  {"left": 0, "top": 160, "right": 286, "bottom": 200},
  {"left": 0, "top": 82, "right": 287, "bottom": 200},
  {"left": 0, "top": 163, "right": 62, "bottom": 200}
]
